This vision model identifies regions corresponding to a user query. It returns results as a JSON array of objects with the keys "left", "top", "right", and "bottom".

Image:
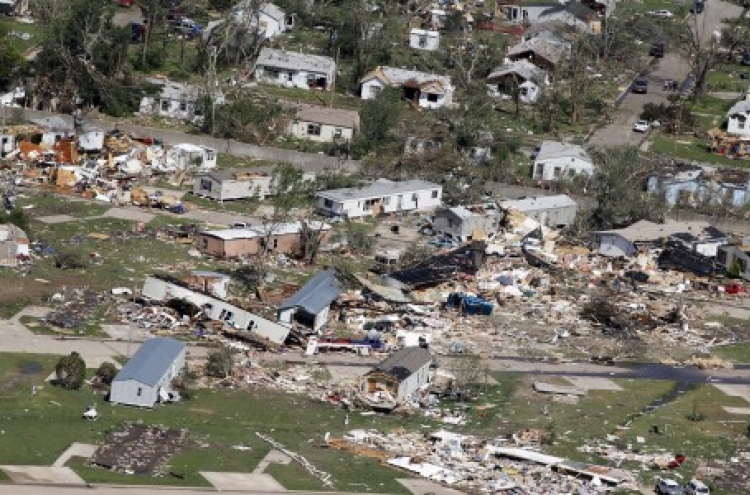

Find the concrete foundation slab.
[
  {"left": 0, "top": 466, "right": 85, "bottom": 485},
  {"left": 35, "top": 215, "right": 78, "bottom": 224},
  {"left": 722, "top": 406, "right": 750, "bottom": 415},
  {"left": 563, "top": 376, "right": 623, "bottom": 391},
  {"left": 713, "top": 384, "right": 750, "bottom": 404},
  {"left": 200, "top": 471, "right": 287, "bottom": 492},
  {"left": 53, "top": 443, "right": 99, "bottom": 467},
  {"left": 101, "top": 208, "right": 155, "bottom": 223}
]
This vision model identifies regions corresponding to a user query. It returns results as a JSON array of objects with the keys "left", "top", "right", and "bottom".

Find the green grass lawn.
[
  {"left": 0, "top": 352, "right": 413, "bottom": 492},
  {"left": 711, "top": 342, "right": 750, "bottom": 364},
  {"left": 16, "top": 193, "right": 111, "bottom": 219},
  {"left": 706, "top": 64, "right": 750, "bottom": 93},
  {"left": 648, "top": 134, "right": 748, "bottom": 167}
]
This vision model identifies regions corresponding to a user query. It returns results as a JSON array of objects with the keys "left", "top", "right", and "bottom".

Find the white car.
[
  {"left": 685, "top": 480, "right": 710, "bottom": 495},
  {"left": 650, "top": 9, "right": 675, "bottom": 18},
  {"left": 633, "top": 119, "right": 651, "bottom": 132}
]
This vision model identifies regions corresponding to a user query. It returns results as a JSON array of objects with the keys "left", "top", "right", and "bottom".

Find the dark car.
[
  {"left": 650, "top": 41, "right": 666, "bottom": 58},
  {"left": 690, "top": 0, "right": 705, "bottom": 13},
  {"left": 741, "top": 51, "right": 750, "bottom": 66},
  {"left": 632, "top": 77, "right": 649, "bottom": 94}
]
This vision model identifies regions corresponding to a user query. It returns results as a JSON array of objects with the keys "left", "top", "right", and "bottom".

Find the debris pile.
[
  {"left": 332, "top": 429, "right": 635, "bottom": 493},
  {"left": 90, "top": 422, "right": 189, "bottom": 476}
]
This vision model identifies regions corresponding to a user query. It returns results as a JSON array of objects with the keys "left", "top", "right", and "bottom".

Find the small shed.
[
  {"left": 362, "top": 347, "right": 433, "bottom": 401},
  {"left": 110, "top": 338, "right": 186, "bottom": 408},
  {"left": 278, "top": 269, "right": 342, "bottom": 333}
]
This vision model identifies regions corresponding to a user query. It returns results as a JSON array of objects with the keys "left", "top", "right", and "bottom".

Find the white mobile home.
[
  {"left": 532, "top": 141, "right": 594, "bottom": 181},
  {"left": 166, "top": 143, "right": 217, "bottom": 172},
  {"left": 316, "top": 179, "right": 442, "bottom": 218},
  {"left": 110, "top": 337, "right": 186, "bottom": 408},
  {"left": 194, "top": 169, "right": 316, "bottom": 202},
  {"left": 254, "top": 48, "right": 336, "bottom": 91},
  {"left": 409, "top": 29, "right": 440, "bottom": 51},
  {"left": 288, "top": 104, "right": 359, "bottom": 143},
  {"left": 142, "top": 275, "right": 290, "bottom": 346}
]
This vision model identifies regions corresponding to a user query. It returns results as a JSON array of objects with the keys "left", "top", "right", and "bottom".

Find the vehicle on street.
[
  {"left": 741, "top": 51, "right": 750, "bottom": 66},
  {"left": 632, "top": 77, "right": 649, "bottom": 94},
  {"left": 690, "top": 1, "right": 705, "bottom": 13},
  {"left": 649, "top": 9, "right": 675, "bottom": 18},
  {"left": 633, "top": 119, "right": 651, "bottom": 132},
  {"left": 684, "top": 480, "right": 710, "bottom": 495},
  {"left": 171, "top": 18, "right": 202, "bottom": 38},
  {"left": 656, "top": 478, "right": 684, "bottom": 495}
]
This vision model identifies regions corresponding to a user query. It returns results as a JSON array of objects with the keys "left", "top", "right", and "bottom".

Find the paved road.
[
  {"left": 0, "top": 486, "right": 376, "bottom": 495},
  {"left": 589, "top": 1, "right": 744, "bottom": 147}
]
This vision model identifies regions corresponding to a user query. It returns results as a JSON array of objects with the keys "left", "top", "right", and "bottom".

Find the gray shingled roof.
[
  {"left": 113, "top": 338, "right": 185, "bottom": 387},
  {"left": 373, "top": 347, "right": 432, "bottom": 381},
  {"left": 727, "top": 100, "right": 750, "bottom": 117},
  {"left": 256, "top": 48, "right": 335, "bottom": 74},
  {"left": 279, "top": 269, "right": 342, "bottom": 314}
]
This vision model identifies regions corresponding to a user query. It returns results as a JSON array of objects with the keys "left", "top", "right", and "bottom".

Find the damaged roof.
[
  {"left": 507, "top": 37, "right": 570, "bottom": 66},
  {"left": 372, "top": 347, "right": 432, "bottom": 381},
  {"left": 487, "top": 60, "right": 547, "bottom": 83},
  {"left": 256, "top": 48, "right": 336, "bottom": 74},
  {"left": 594, "top": 220, "right": 727, "bottom": 243},
  {"left": 279, "top": 269, "right": 342, "bottom": 314},
  {"left": 361, "top": 66, "right": 452, "bottom": 91},
  {"left": 113, "top": 337, "right": 185, "bottom": 387},
  {"left": 499, "top": 195, "right": 577, "bottom": 212},
  {"left": 317, "top": 179, "right": 440, "bottom": 202}
]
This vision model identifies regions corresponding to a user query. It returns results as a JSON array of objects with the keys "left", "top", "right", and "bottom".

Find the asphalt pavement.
[{"left": 588, "top": 1, "right": 744, "bottom": 147}]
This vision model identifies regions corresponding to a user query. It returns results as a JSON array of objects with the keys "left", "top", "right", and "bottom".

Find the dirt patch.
[{"left": 17, "top": 360, "right": 42, "bottom": 375}]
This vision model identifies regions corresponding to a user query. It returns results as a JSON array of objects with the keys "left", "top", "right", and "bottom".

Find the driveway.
[{"left": 588, "top": 1, "right": 744, "bottom": 147}]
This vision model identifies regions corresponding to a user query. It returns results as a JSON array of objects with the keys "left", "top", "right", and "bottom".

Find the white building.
[
  {"left": 359, "top": 66, "right": 454, "bottom": 109},
  {"left": 316, "top": 179, "right": 442, "bottom": 218},
  {"left": 278, "top": 269, "right": 342, "bottom": 334},
  {"left": 409, "top": 29, "right": 440, "bottom": 51},
  {"left": 254, "top": 48, "right": 336, "bottom": 91},
  {"left": 139, "top": 78, "right": 225, "bottom": 123},
  {"left": 487, "top": 61, "right": 548, "bottom": 104},
  {"left": 726, "top": 99, "right": 750, "bottom": 137},
  {"left": 78, "top": 125, "right": 105, "bottom": 152},
  {"left": 532, "top": 141, "right": 594, "bottom": 181},
  {"left": 110, "top": 337, "right": 186, "bottom": 408},
  {"left": 166, "top": 143, "right": 217, "bottom": 171},
  {"left": 0, "top": 223, "right": 29, "bottom": 267},
  {"left": 204, "top": 2, "right": 293, "bottom": 42},
  {"left": 287, "top": 104, "right": 359, "bottom": 142},
  {"left": 193, "top": 168, "right": 315, "bottom": 202},
  {"left": 499, "top": 195, "right": 578, "bottom": 227}
]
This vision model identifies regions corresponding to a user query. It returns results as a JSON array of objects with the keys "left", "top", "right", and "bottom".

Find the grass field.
[
  {"left": 648, "top": 134, "right": 747, "bottom": 167},
  {"left": 0, "top": 353, "right": 413, "bottom": 492},
  {"left": 711, "top": 342, "right": 750, "bottom": 364}
]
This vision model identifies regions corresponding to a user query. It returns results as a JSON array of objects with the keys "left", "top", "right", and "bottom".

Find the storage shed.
[{"left": 110, "top": 338, "right": 186, "bottom": 408}]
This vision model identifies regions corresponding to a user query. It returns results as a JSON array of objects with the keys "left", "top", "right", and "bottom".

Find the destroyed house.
[
  {"left": 385, "top": 245, "right": 483, "bottom": 290},
  {"left": 278, "top": 270, "right": 342, "bottom": 333},
  {"left": 316, "top": 179, "right": 442, "bottom": 218},
  {"left": 362, "top": 347, "right": 433, "bottom": 401},
  {"left": 432, "top": 205, "right": 502, "bottom": 240},
  {"left": 110, "top": 337, "right": 186, "bottom": 408},
  {"left": 139, "top": 78, "right": 225, "bottom": 123},
  {"left": 507, "top": 37, "right": 570, "bottom": 72},
  {"left": 359, "top": 66, "right": 454, "bottom": 109},
  {"left": 141, "top": 275, "right": 290, "bottom": 346},
  {"left": 195, "top": 221, "right": 332, "bottom": 259},
  {"left": 592, "top": 220, "right": 727, "bottom": 258},
  {"left": 647, "top": 164, "right": 750, "bottom": 208},
  {"left": 253, "top": 48, "right": 336, "bottom": 90}
]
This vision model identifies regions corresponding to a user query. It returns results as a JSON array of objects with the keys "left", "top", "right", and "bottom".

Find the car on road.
[
  {"left": 741, "top": 51, "right": 750, "bottom": 66},
  {"left": 633, "top": 119, "right": 651, "bottom": 132},
  {"left": 632, "top": 77, "right": 649, "bottom": 94},
  {"left": 649, "top": 9, "right": 675, "bottom": 18},
  {"left": 656, "top": 478, "right": 684, "bottom": 495},
  {"left": 690, "top": 0, "right": 705, "bottom": 13},
  {"left": 684, "top": 480, "right": 710, "bottom": 495}
]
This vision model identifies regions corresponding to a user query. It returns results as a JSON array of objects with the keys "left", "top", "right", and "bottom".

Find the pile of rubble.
[
  {"left": 90, "top": 422, "right": 189, "bottom": 476},
  {"left": 332, "top": 429, "right": 635, "bottom": 493}
]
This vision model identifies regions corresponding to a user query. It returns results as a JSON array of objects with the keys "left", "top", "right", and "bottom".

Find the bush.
[
  {"left": 95, "top": 362, "right": 117, "bottom": 385},
  {"left": 53, "top": 249, "right": 87, "bottom": 269},
  {"left": 55, "top": 352, "right": 86, "bottom": 390},
  {"left": 206, "top": 346, "right": 234, "bottom": 378}
]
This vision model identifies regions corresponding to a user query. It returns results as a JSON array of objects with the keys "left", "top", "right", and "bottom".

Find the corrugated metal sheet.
[{"left": 113, "top": 338, "right": 185, "bottom": 387}]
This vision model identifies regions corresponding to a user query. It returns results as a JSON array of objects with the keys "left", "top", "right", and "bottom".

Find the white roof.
[
  {"left": 727, "top": 100, "right": 750, "bottom": 116},
  {"left": 173, "top": 143, "right": 214, "bottom": 153},
  {"left": 256, "top": 48, "right": 336, "bottom": 74},
  {"left": 317, "top": 179, "right": 441, "bottom": 202},
  {"left": 500, "top": 194, "right": 577, "bottom": 212},
  {"left": 201, "top": 229, "right": 260, "bottom": 240},
  {"left": 410, "top": 29, "right": 438, "bottom": 36},
  {"left": 535, "top": 141, "right": 591, "bottom": 163}
]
